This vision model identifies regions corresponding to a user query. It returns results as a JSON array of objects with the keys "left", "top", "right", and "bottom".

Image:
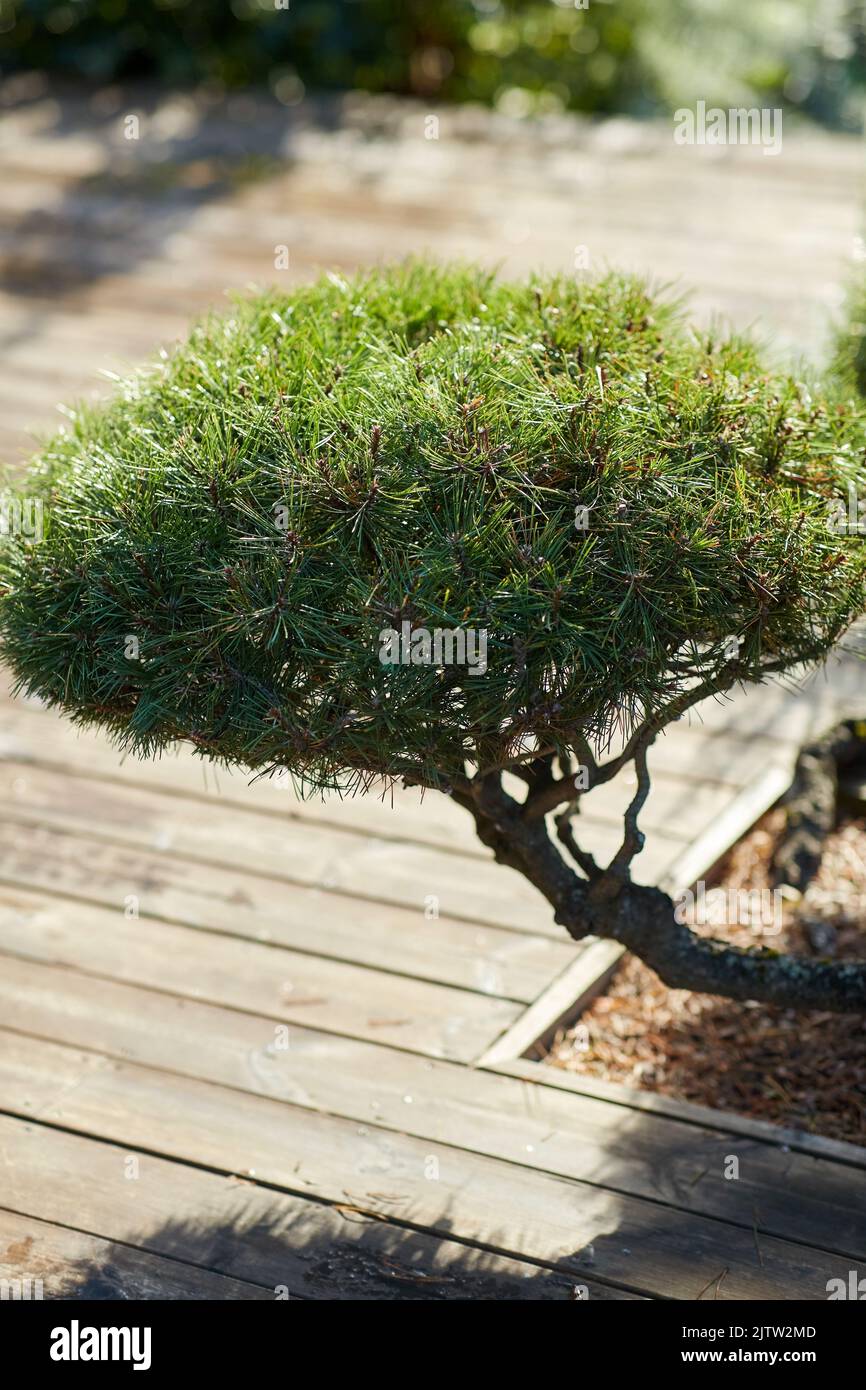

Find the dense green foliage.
[
  {"left": 3, "top": 0, "right": 864, "bottom": 129},
  {"left": 2, "top": 262, "right": 865, "bottom": 793},
  {"left": 830, "top": 270, "right": 866, "bottom": 399}
]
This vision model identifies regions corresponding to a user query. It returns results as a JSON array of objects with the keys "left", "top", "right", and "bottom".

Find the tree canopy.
[{"left": 1, "top": 262, "right": 864, "bottom": 800}]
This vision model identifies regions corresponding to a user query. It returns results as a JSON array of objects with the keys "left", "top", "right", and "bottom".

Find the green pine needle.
[{"left": 1, "top": 260, "right": 865, "bottom": 795}]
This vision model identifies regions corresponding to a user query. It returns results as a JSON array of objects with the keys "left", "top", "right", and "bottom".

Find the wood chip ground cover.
[{"left": 546, "top": 809, "right": 866, "bottom": 1143}]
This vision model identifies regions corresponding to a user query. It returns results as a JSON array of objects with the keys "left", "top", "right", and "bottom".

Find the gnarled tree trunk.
[{"left": 443, "top": 720, "right": 866, "bottom": 1015}]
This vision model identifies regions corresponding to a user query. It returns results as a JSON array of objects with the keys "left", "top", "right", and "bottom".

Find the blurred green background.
[{"left": 1, "top": 0, "right": 864, "bottom": 130}]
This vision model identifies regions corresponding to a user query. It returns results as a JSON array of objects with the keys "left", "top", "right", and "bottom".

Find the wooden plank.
[
  {"left": 0, "top": 771, "right": 567, "bottom": 939},
  {"left": 650, "top": 725, "right": 794, "bottom": 786},
  {"left": 0, "top": 1115, "right": 636, "bottom": 1300},
  {"left": 0, "top": 1206, "right": 269, "bottom": 1301},
  {"left": 661, "top": 763, "right": 794, "bottom": 894},
  {"left": 2, "top": 758, "right": 682, "bottom": 919},
  {"left": 0, "top": 693, "right": 693, "bottom": 860},
  {"left": 0, "top": 883, "right": 520, "bottom": 1062},
  {"left": 0, "top": 689, "right": 494, "bottom": 856},
  {"left": 0, "top": 813, "right": 576, "bottom": 1004},
  {"left": 1, "top": 196, "right": 845, "bottom": 321},
  {"left": 3, "top": 955, "right": 866, "bottom": 1263},
  {"left": 0, "top": 103, "right": 855, "bottom": 370},
  {"left": 0, "top": 127, "right": 852, "bottom": 215},
  {"left": 0, "top": 1029, "right": 858, "bottom": 1299},
  {"left": 1, "top": 175, "right": 848, "bottom": 261},
  {"left": 684, "top": 660, "right": 865, "bottom": 746},
  {"left": 0, "top": 797, "right": 678, "bottom": 920},
  {"left": 496, "top": 1058, "right": 866, "bottom": 1171},
  {"left": 474, "top": 940, "right": 626, "bottom": 1068},
  {"left": 0, "top": 729, "right": 676, "bottom": 953},
  {"left": 586, "top": 760, "right": 769, "bottom": 840},
  {"left": 0, "top": 759, "right": 541, "bottom": 928}
]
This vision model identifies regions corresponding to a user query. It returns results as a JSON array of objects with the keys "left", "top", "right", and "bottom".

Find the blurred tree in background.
[{"left": 0, "top": 0, "right": 864, "bottom": 130}]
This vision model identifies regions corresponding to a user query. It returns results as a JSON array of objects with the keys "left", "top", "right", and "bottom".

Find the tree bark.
[
  {"left": 452, "top": 764, "right": 866, "bottom": 1016},
  {"left": 772, "top": 718, "right": 865, "bottom": 892},
  {"left": 572, "top": 880, "right": 866, "bottom": 1014}
]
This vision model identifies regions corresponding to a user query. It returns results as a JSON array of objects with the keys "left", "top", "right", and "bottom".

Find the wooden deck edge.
[
  {"left": 659, "top": 761, "right": 795, "bottom": 895},
  {"left": 473, "top": 761, "right": 795, "bottom": 1068},
  {"left": 490, "top": 1057, "right": 866, "bottom": 1170},
  {"left": 473, "top": 939, "right": 625, "bottom": 1067}
]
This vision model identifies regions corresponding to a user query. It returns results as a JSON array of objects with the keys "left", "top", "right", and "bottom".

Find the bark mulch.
[{"left": 545, "top": 809, "right": 866, "bottom": 1144}]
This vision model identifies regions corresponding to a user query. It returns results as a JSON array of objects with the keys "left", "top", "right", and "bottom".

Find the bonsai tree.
[{"left": 2, "top": 261, "right": 866, "bottom": 1012}]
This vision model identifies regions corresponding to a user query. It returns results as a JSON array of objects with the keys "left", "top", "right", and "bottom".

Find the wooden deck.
[{"left": 1, "top": 81, "right": 866, "bottom": 1300}]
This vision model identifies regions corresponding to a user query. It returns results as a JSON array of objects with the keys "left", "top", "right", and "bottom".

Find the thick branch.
[
  {"left": 461, "top": 770, "right": 589, "bottom": 922},
  {"left": 772, "top": 718, "right": 864, "bottom": 892},
  {"left": 450, "top": 762, "right": 866, "bottom": 1015},
  {"left": 579, "top": 881, "right": 866, "bottom": 1015}
]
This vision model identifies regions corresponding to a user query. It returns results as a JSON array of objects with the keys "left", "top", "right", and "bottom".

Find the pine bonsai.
[{"left": 2, "top": 261, "right": 866, "bottom": 1012}]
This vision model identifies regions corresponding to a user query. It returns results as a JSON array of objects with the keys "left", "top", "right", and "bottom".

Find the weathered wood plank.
[
  {"left": 0, "top": 753, "right": 581, "bottom": 996},
  {"left": 3, "top": 954, "right": 865, "bottom": 1264},
  {"left": 0, "top": 1115, "right": 636, "bottom": 1300},
  {"left": 0, "top": 688, "right": 495, "bottom": 855},
  {"left": 648, "top": 724, "right": 794, "bottom": 785},
  {"left": 0, "top": 1029, "right": 858, "bottom": 1299},
  {"left": 496, "top": 1058, "right": 866, "bottom": 1170},
  {"left": 475, "top": 939, "right": 627, "bottom": 1067},
  {"left": 0, "top": 813, "right": 576, "bottom": 1004},
  {"left": 0, "top": 882, "right": 520, "bottom": 1061},
  {"left": 0, "top": 1206, "right": 270, "bottom": 1301},
  {"left": 0, "top": 759, "right": 563, "bottom": 936}
]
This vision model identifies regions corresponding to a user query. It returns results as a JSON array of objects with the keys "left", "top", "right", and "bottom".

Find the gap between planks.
[
  {"left": 0, "top": 1027, "right": 862, "bottom": 1298},
  {"left": 0, "top": 1118, "right": 641, "bottom": 1301},
  {"left": 2, "top": 957, "right": 866, "bottom": 1261}
]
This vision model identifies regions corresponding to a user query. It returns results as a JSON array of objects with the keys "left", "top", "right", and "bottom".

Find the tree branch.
[
  {"left": 519, "top": 650, "right": 833, "bottom": 824},
  {"left": 554, "top": 802, "right": 601, "bottom": 880},
  {"left": 591, "top": 738, "right": 655, "bottom": 899},
  {"left": 448, "top": 752, "right": 866, "bottom": 1016},
  {"left": 581, "top": 881, "right": 866, "bottom": 1015}
]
